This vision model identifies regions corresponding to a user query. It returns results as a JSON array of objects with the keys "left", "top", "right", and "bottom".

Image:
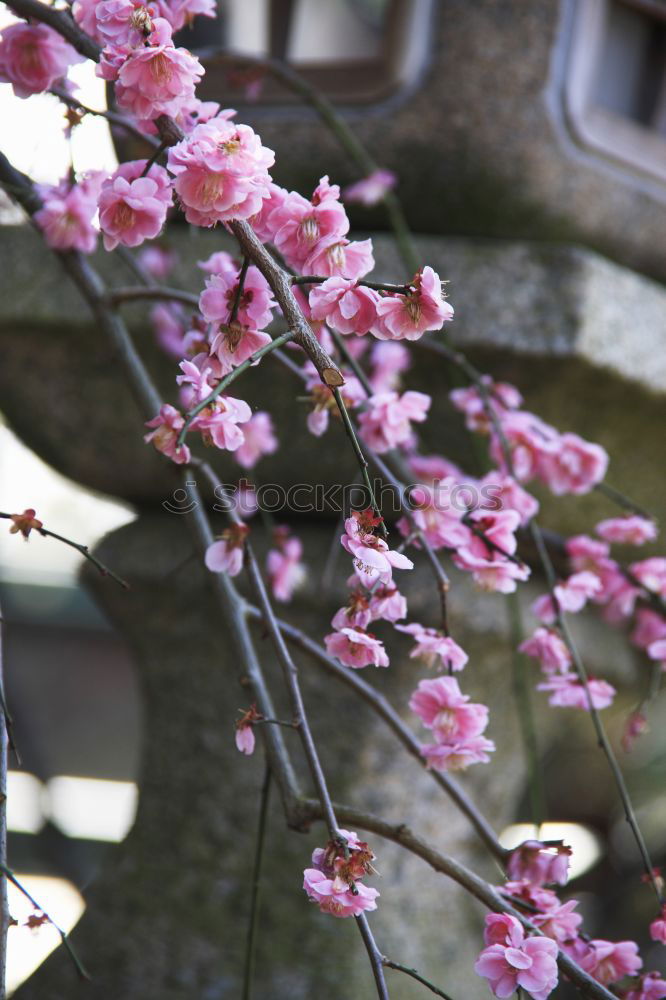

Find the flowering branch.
[
  {"left": 0, "top": 511, "right": 129, "bottom": 589},
  {"left": 177, "top": 330, "right": 295, "bottom": 446},
  {"left": 0, "top": 862, "right": 90, "bottom": 981},
  {"left": 244, "top": 603, "right": 507, "bottom": 864}
]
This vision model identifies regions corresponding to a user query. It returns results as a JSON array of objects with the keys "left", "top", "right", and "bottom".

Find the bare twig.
[
  {"left": 242, "top": 765, "right": 271, "bottom": 1000},
  {"left": 382, "top": 958, "right": 455, "bottom": 1000},
  {"left": 0, "top": 513, "right": 129, "bottom": 589}
]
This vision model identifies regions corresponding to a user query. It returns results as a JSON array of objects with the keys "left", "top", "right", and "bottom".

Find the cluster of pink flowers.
[
  {"left": 358, "top": 390, "right": 431, "bottom": 453},
  {"left": 453, "top": 509, "right": 530, "bottom": 594},
  {"left": 396, "top": 622, "right": 468, "bottom": 671},
  {"left": 521, "top": 619, "right": 616, "bottom": 712},
  {"left": 167, "top": 114, "right": 275, "bottom": 226},
  {"left": 474, "top": 913, "right": 558, "bottom": 1000},
  {"left": 144, "top": 391, "right": 253, "bottom": 464},
  {"left": 303, "top": 830, "right": 379, "bottom": 918},
  {"left": 98, "top": 160, "right": 172, "bottom": 250},
  {"left": 452, "top": 381, "right": 609, "bottom": 496},
  {"left": 34, "top": 173, "right": 102, "bottom": 253},
  {"left": 409, "top": 676, "right": 495, "bottom": 772}
]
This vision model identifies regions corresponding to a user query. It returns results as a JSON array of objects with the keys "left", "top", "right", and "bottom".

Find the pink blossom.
[
  {"left": 580, "top": 939, "right": 642, "bottom": 985},
  {"left": 596, "top": 515, "right": 657, "bottom": 546},
  {"left": 451, "top": 378, "right": 523, "bottom": 433},
  {"left": 397, "top": 624, "right": 468, "bottom": 671},
  {"left": 195, "top": 395, "right": 253, "bottom": 451},
  {"left": 114, "top": 18, "right": 204, "bottom": 120},
  {"left": 0, "top": 22, "right": 83, "bottom": 98},
  {"left": 342, "top": 168, "right": 397, "bottom": 206},
  {"left": 204, "top": 523, "right": 249, "bottom": 578},
  {"left": 478, "top": 473, "right": 539, "bottom": 527},
  {"left": 369, "top": 341, "right": 411, "bottom": 392},
  {"left": 34, "top": 174, "right": 101, "bottom": 253},
  {"left": 373, "top": 266, "right": 453, "bottom": 341},
  {"left": 73, "top": 0, "right": 104, "bottom": 41},
  {"left": 137, "top": 245, "right": 177, "bottom": 279},
  {"left": 266, "top": 530, "right": 306, "bottom": 602},
  {"left": 331, "top": 591, "right": 373, "bottom": 631},
  {"left": 647, "top": 638, "right": 666, "bottom": 668},
  {"left": 233, "top": 412, "right": 277, "bottom": 469},
  {"left": 150, "top": 303, "right": 187, "bottom": 357},
  {"left": 248, "top": 182, "right": 289, "bottom": 243},
  {"left": 269, "top": 177, "right": 349, "bottom": 269},
  {"left": 622, "top": 711, "right": 649, "bottom": 752},
  {"left": 144, "top": 404, "right": 191, "bottom": 464},
  {"left": 507, "top": 840, "right": 571, "bottom": 887},
  {"left": 397, "top": 483, "right": 470, "bottom": 551},
  {"left": 531, "top": 571, "right": 602, "bottom": 624},
  {"left": 153, "top": 0, "right": 216, "bottom": 32},
  {"left": 197, "top": 250, "right": 236, "bottom": 279},
  {"left": 341, "top": 508, "right": 413, "bottom": 588},
  {"left": 631, "top": 609, "right": 666, "bottom": 651},
  {"left": 409, "top": 453, "right": 464, "bottom": 484},
  {"left": 532, "top": 900, "right": 583, "bottom": 944},
  {"left": 474, "top": 915, "right": 559, "bottom": 1000},
  {"left": 303, "top": 868, "right": 379, "bottom": 918},
  {"left": 368, "top": 583, "right": 407, "bottom": 623},
  {"left": 304, "top": 235, "right": 375, "bottom": 281},
  {"left": 235, "top": 724, "right": 255, "bottom": 755},
  {"left": 453, "top": 509, "right": 530, "bottom": 593},
  {"left": 96, "top": 0, "right": 154, "bottom": 46},
  {"left": 490, "top": 411, "right": 560, "bottom": 482},
  {"left": 453, "top": 550, "right": 530, "bottom": 594},
  {"left": 234, "top": 703, "right": 261, "bottom": 755},
  {"left": 566, "top": 534, "right": 611, "bottom": 572},
  {"left": 98, "top": 161, "right": 172, "bottom": 250},
  {"left": 540, "top": 432, "right": 609, "bottom": 496},
  {"left": 324, "top": 627, "right": 389, "bottom": 669},
  {"left": 200, "top": 264, "right": 275, "bottom": 332},
  {"left": 537, "top": 673, "right": 616, "bottom": 710},
  {"left": 519, "top": 628, "right": 572, "bottom": 673},
  {"left": 421, "top": 735, "right": 495, "bottom": 771},
  {"left": 167, "top": 116, "right": 275, "bottom": 227},
  {"left": 625, "top": 972, "right": 666, "bottom": 1000},
  {"left": 308, "top": 277, "right": 380, "bottom": 336},
  {"left": 630, "top": 558, "right": 666, "bottom": 598},
  {"left": 409, "top": 676, "right": 487, "bottom": 740},
  {"left": 358, "top": 390, "right": 431, "bottom": 453}
]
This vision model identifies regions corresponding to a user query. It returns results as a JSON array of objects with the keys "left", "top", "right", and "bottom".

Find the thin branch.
[
  {"left": 382, "top": 958, "right": 455, "bottom": 1000},
  {"left": 355, "top": 913, "right": 390, "bottom": 1000},
  {"left": 297, "top": 799, "right": 618, "bottom": 1000},
  {"left": 506, "top": 591, "right": 546, "bottom": 828},
  {"left": 594, "top": 481, "right": 655, "bottom": 520},
  {"left": 177, "top": 330, "right": 295, "bottom": 446},
  {"left": 108, "top": 286, "right": 199, "bottom": 308},
  {"left": 229, "top": 256, "right": 250, "bottom": 326},
  {"left": 244, "top": 603, "right": 508, "bottom": 865},
  {"left": 228, "top": 221, "right": 344, "bottom": 389},
  {"left": 291, "top": 275, "right": 412, "bottom": 295},
  {"left": 0, "top": 862, "right": 90, "bottom": 981},
  {"left": 0, "top": 514, "right": 129, "bottom": 589},
  {"left": 331, "top": 388, "right": 388, "bottom": 537},
  {"left": 242, "top": 765, "right": 271, "bottom": 1000},
  {"left": 529, "top": 521, "right": 663, "bottom": 905},
  {"left": 50, "top": 87, "right": 160, "bottom": 150}
]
